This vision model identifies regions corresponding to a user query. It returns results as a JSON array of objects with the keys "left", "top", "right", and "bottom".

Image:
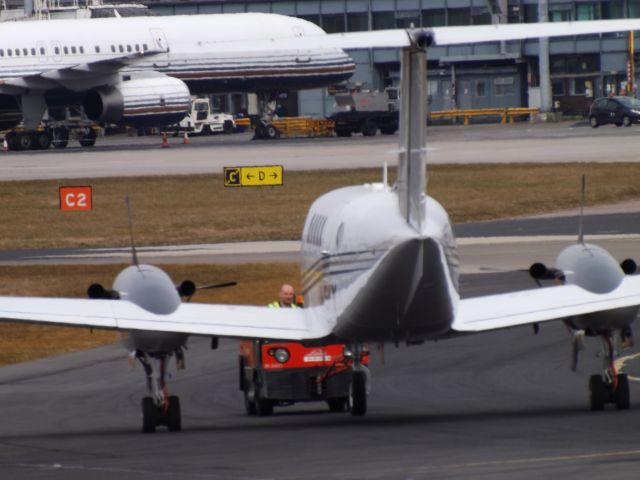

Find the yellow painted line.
[
  {"left": 615, "top": 351, "right": 640, "bottom": 382},
  {"left": 412, "top": 449, "right": 640, "bottom": 473}
]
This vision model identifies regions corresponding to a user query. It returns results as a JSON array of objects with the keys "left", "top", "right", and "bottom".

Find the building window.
[
  {"left": 602, "top": 0, "right": 624, "bottom": 19},
  {"left": 524, "top": 4, "right": 538, "bottom": 23},
  {"left": 494, "top": 77, "right": 515, "bottom": 96},
  {"left": 372, "top": 11, "right": 395, "bottom": 30},
  {"left": 347, "top": 12, "right": 368, "bottom": 31},
  {"left": 322, "top": 14, "right": 345, "bottom": 34},
  {"left": 471, "top": 7, "right": 492, "bottom": 25},
  {"left": 395, "top": 10, "right": 420, "bottom": 29},
  {"left": 576, "top": 3, "right": 599, "bottom": 20},
  {"left": 507, "top": 2, "right": 522, "bottom": 23},
  {"left": 422, "top": 8, "right": 446, "bottom": 27},
  {"left": 476, "top": 80, "right": 486, "bottom": 97},
  {"left": 298, "top": 14, "right": 320, "bottom": 27},
  {"left": 549, "top": 4, "right": 573, "bottom": 22},
  {"left": 551, "top": 79, "right": 565, "bottom": 95},
  {"left": 448, "top": 7, "right": 471, "bottom": 26}
]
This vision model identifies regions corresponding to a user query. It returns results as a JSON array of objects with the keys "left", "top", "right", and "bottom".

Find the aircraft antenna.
[
  {"left": 125, "top": 196, "right": 140, "bottom": 267},
  {"left": 578, "top": 175, "right": 585, "bottom": 245}
]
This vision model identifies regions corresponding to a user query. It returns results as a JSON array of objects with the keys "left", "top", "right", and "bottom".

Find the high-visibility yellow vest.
[{"left": 268, "top": 302, "right": 297, "bottom": 308}]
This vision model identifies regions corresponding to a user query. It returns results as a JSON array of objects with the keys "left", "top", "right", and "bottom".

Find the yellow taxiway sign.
[{"left": 224, "top": 165, "right": 283, "bottom": 187}]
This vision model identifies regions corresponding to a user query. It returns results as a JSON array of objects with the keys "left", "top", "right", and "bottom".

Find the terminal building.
[{"left": 4, "top": 0, "right": 640, "bottom": 117}]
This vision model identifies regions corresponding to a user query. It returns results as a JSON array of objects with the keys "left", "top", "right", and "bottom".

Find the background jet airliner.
[
  {"left": 0, "top": 12, "right": 355, "bottom": 149},
  {"left": 2, "top": 18, "right": 640, "bottom": 432}
]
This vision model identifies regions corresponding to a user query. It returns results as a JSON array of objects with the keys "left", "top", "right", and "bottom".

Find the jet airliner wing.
[
  {"left": 0, "top": 296, "right": 328, "bottom": 341},
  {"left": 212, "top": 18, "right": 640, "bottom": 53},
  {"left": 453, "top": 275, "right": 640, "bottom": 333}
]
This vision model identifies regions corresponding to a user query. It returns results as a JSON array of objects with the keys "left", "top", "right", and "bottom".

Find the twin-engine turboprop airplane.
[{"left": 2, "top": 19, "right": 640, "bottom": 432}]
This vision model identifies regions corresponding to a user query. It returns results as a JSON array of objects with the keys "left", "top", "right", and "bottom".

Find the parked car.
[{"left": 588, "top": 96, "right": 640, "bottom": 128}]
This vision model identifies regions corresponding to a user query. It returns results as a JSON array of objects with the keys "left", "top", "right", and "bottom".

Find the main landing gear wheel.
[
  {"left": 348, "top": 370, "right": 367, "bottom": 417},
  {"left": 34, "top": 131, "right": 51, "bottom": 150},
  {"left": 589, "top": 375, "right": 607, "bottom": 411},
  {"left": 52, "top": 127, "right": 69, "bottom": 149},
  {"left": 79, "top": 129, "right": 96, "bottom": 147},
  {"left": 141, "top": 395, "right": 182, "bottom": 433}
]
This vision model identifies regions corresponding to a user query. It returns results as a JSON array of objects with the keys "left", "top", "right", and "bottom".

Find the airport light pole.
[{"left": 538, "top": 0, "right": 552, "bottom": 113}]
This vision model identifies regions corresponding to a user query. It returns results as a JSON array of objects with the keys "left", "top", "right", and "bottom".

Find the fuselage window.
[
  {"left": 79, "top": 46, "right": 84, "bottom": 54},
  {"left": 126, "top": 44, "right": 132, "bottom": 53},
  {"left": 23, "top": 48, "right": 28, "bottom": 56},
  {"left": 63, "top": 46, "right": 69, "bottom": 54},
  {"left": 71, "top": 46, "right": 77, "bottom": 54},
  {"left": 142, "top": 43, "right": 148, "bottom": 51},
  {"left": 54, "top": 46, "right": 60, "bottom": 55},
  {"left": 110, "top": 45, "right": 116, "bottom": 53},
  {"left": 30, "top": 48, "right": 35, "bottom": 55},
  {"left": 118, "top": 45, "right": 124, "bottom": 53},
  {"left": 7, "top": 49, "right": 11, "bottom": 57},
  {"left": 94, "top": 45, "right": 100, "bottom": 53},
  {"left": 0, "top": 49, "right": 3, "bottom": 57},
  {"left": 14, "top": 49, "right": 20, "bottom": 56},
  {"left": 135, "top": 43, "right": 139, "bottom": 52},
  {"left": 39, "top": 47, "right": 45, "bottom": 55}
]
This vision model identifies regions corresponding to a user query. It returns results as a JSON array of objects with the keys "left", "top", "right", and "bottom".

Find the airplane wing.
[
  {"left": 0, "top": 296, "right": 330, "bottom": 341},
  {"left": 215, "top": 18, "right": 640, "bottom": 53},
  {"left": 452, "top": 275, "right": 640, "bottom": 333}
]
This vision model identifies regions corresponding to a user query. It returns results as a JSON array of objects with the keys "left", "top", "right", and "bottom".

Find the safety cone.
[
  {"left": 182, "top": 131, "right": 190, "bottom": 145},
  {"left": 161, "top": 132, "right": 170, "bottom": 148},
  {"left": 2, "top": 138, "right": 8, "bottom": 152}
]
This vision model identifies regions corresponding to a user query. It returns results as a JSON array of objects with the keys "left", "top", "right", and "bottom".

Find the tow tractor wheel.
[
  {"left": 589, "top": 374, "right": 607, "bottom": 411},
  {"left": 255, "top": 391, "right": 274, "bottom": 416},
  {"left": 243, "top": 383, "right": 257, "bottom": 416},
  {"left": 615, "top": 374, "right": 630, "bottom": 410},
  {"left": 348, "top": 370, "right": 367, "bottom": 417},
  {"left": 327, "top": 397, "right": 348, "bottom": 412},
  {"left": 142, "top": 396, "right": 157, "bottom": 433},
  {"left": 79, "top": 129, "right": 96, "bottom": 147}
]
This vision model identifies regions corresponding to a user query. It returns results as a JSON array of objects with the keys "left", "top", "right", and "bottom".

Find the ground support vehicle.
[
  {"left": 173, "top": 97, "right": 235, "bottom": 136},
  {"left": 3, "top": 106, "right": 100, "bottom": 151},
  {"left": 329, "top": 86, "right": 399, "bottom": 137},
  {"left": 239, "top": 340, "right": 369, "bottom": 416}
]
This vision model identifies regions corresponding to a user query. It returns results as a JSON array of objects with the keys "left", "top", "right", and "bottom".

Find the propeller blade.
[{"left": 197, "top": 281, "right": 238, "bottom": 291}]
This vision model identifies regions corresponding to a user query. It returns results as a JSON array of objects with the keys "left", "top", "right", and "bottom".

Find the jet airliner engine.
[{"left": 83, "top": 74, "right": 190, "bottom": 127}]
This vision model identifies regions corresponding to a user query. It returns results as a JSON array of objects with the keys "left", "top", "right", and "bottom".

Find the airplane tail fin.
[{"left": 397, "top": 37, "right": 428, "bottom": 232}]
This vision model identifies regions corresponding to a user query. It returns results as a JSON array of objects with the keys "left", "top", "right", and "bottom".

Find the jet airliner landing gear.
[
  {"left": 136, "top": 350, "right": 182, "bottom": 433},
  {"left": 589, "top": 334, "right": 630, "bottom": 411},
  {"left": 253, "top": 91, "right": 282, "bottom": 140}
]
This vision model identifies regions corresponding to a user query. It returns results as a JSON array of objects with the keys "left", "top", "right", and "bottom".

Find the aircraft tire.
[
  {"left": 335, "top": 129, "right": 352, "bottom": 137},
  {"left": 167, "top": 395, "right": 182, "bottom": 432},
  {"left": 142, "top": 397, "right": 157, "bottom": 433},
  {"left": 79, "top": 129, "right": 97, "bottom": 147},
  {"left": 615, "top": 374, "right": 630, "bottom": 410},
  {"left": 348, "top": 370, "right": 367, "bottom": 417},
  {"left": 361, "top": 119, "right": 378, "bottom": 137},
  {"left": 255, "top": 392, "right": 273, "bottom": 416},
  {"left": 589, "top": 375, "right": 606, "bottom": 411}
]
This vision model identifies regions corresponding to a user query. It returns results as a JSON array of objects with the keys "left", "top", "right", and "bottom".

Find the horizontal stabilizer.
[
  {"left": 0, "top": 296, "right": 329, "bottom": 341},
  {"left": 453, "top": 275, "right": 640, "bottom": 333}
]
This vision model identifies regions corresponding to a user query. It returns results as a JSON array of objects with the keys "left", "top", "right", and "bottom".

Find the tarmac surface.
[
  {"left": 1, "top": 125, "right": 640, "bottom": 479},
  {"left": 2, "top": 120, "right": 640, "bottom": 180}
]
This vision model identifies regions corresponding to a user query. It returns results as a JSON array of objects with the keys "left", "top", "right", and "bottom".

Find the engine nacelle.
[{"left": 83, "top": 75, "right": 190, "bottom": 127}]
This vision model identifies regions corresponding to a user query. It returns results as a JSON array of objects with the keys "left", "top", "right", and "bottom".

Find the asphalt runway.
[{"left": 2, "top": 120, "right": 640, "bottom": 180}]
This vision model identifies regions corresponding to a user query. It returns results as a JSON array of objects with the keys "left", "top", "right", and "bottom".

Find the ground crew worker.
[{"left": 268, "top": 283, "right": 296, "bottom": 308}]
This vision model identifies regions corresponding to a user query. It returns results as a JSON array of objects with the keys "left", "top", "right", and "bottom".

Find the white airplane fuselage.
[{"left": 301, "top": 184, "right": 460, "bottom": 343}]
